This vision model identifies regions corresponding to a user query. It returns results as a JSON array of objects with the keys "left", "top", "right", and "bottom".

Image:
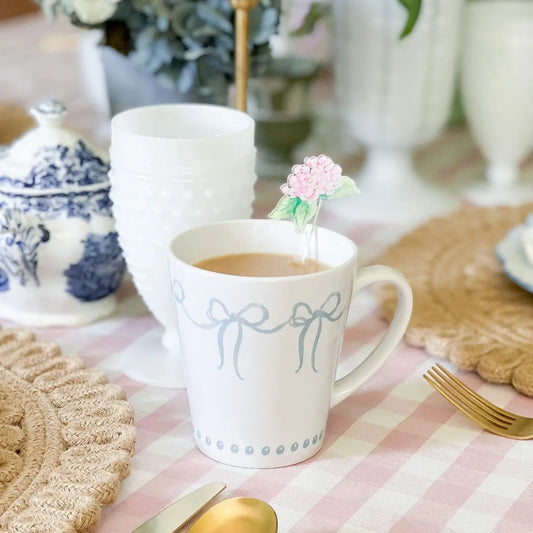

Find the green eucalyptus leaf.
[
  {"left": 197, "top": 65, "right": 228, "bottom": 99},
  {"left": 182, "top": 36, "right": 203, "bottom": 51},
  {"left": 217, "top": 31, "right": 234, "bottom": 49},
  {"left": 167, "top": 39, "right": 186, "bottom": 60},
  {"left": 196, "top": 3, "right": 233, "bottom": 34},
  {"left": 253, "top": 7, "right": 279, "bottom": 45},
  {"left": 268, "top": 196, "right": 299, "bottom": 220},
  {"left": 206, "top": 0, "right": 233, "bottom": 18},
  {"left": 131, "top": 0, "right": 151, "bottom": 11},
  {"left": 183, "top": 46, "right": 212, "bottom": 61},
  {"left": 325, "top": 177, "right": 360, "bottom": 200},
  {"left": 134, "top": 26, "right": 158, "bottom": 49},
  {"left": 191, "top": 25, "right": 218, "bottom": 39},
  {"left": 399, "top": 0, "right": 422, "bottom": 38},
  {"left": 156, "top": 16, "right": 170, "bottom": 32},
  {"left": 177, "top": 61, "right": 197, "bottom": 92},
  {"left": 211, "top": 39, "right": 232, "bottom": 63},
  {"left": 151, "top": 0, "right": 172, "bottom": 18},
  {"left": 131, "top": 32, "right": 174, "bottom": 73},
  {"left": 169, "top": 2, "right": 195, "bottom": 36},
  {"left": 185, "top": 12, "right": 205, "bottom": 34},
  {"left": 293, "top": 200, "right": 318, "bottom": 232}
]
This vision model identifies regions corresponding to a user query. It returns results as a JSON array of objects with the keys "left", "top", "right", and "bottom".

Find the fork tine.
[
  {"left": 423, "top": 372, "right": 508, "bottom": 434},
  {"left": 426, "top": 368, "right": 512, "bottom": 429},
  {"left": 435, "top": 364, "right": 516, "bottom": 422}
]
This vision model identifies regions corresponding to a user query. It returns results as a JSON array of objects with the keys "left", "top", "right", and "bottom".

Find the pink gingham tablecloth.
[{"left": 1, "top": 13, "right": 533, "bottom": 533}]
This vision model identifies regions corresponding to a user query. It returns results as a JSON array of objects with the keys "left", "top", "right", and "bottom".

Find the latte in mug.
[{"left": 194, "top": 252, "right": 329, "bottom": 277}]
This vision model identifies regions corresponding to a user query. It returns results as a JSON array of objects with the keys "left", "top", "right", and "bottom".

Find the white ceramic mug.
[{"left": 168, "top": 219, "right": 413, "bottom": 468}]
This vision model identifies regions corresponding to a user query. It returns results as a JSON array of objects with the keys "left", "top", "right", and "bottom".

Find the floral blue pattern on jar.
[
  {"left": 0, "top": 209, "right": 50, "bottom": 287},
  {"left": 64, "top": 232, "right": 126, "bottom": 302}
]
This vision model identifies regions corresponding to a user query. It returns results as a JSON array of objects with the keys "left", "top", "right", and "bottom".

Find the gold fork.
[{"left": 423, "top": 363, "right": 533, "bottom": 440}]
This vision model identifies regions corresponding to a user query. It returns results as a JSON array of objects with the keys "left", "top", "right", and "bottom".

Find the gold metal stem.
[{"left": 230, "top": 0, "right": 258, "bottom": 112}]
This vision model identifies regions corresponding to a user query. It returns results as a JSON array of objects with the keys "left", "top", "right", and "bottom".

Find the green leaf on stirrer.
[
  {"left": 324, "top": 176, "right": 361, "bottom": 200},
  {"left": 268, "top": 195, "right": 299, "bottom": 220},
  {"left": 293, "top": 200, "right": 318, "bottom": 232}
]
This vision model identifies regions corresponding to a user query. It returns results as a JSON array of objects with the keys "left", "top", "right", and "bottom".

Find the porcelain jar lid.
[{"left": 0, "top": 100, "right": 109, "bottom": 195}]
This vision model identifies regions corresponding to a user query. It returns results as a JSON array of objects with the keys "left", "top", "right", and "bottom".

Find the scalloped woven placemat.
[
  {"left": 377, "top": 204, "right": 533, "bottom": 396},
  {"left": 0, "top": 328, "right": 135, "bottom": 532}
]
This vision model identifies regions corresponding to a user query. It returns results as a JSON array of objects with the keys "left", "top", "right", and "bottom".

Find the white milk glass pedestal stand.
[
  {"left": 117, "top": 326, "right": 184, "bottom": 389},
  {"left": 329, "top": 0, "right": 464, "bottom": 225},
  {"left": 461, "top": 1, "right": 533, "bottom": 206}
]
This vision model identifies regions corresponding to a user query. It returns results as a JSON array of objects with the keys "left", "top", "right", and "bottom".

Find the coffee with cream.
[{"left": 194, "top": 252, "right": 329, "bottom": 277}]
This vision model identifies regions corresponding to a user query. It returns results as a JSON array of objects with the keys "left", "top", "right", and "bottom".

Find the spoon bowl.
[{"left": 188, "top": 497, "right": 277, "bottom": 533}]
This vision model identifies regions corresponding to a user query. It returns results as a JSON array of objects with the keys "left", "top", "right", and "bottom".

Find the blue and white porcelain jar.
[{"left": 0, "top": 100, "right": 125, "bottom": 326}]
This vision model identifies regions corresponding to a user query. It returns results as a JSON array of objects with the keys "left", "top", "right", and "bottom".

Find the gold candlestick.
[{"left": 230, "top": 0, "right": 258, "bottom": 112}]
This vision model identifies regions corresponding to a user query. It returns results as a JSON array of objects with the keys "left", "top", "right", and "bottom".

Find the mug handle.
[{"left": 330, "top": 265, "right": 413, "bottom": 408}]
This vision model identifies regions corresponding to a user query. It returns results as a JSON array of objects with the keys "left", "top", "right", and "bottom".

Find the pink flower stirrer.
[{"left": 268, "top": 155, "right": 359, "bottom": 260}]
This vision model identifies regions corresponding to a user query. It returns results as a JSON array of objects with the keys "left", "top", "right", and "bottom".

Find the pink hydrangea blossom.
[
  {"left": 281, "top": 155, "right": 343, "bottom": 202},
  {"left": 269, "top": 153, "right": 358, "bottom": 231}
]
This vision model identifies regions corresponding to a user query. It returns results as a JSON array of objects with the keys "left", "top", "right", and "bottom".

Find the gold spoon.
[
  {"left": 230, "top": 0, "right": 258, "bottom": 112},
  {"left": 188, "top": 497, "right": 278, "bottom": 533}
]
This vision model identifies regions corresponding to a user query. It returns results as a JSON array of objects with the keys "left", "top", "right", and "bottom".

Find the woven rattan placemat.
[
  {"left": 378, "top": 204, "right": 533, "bottom": 396},
  {"left": 0, "top": 328, "right": 135, "bottom": 532}
]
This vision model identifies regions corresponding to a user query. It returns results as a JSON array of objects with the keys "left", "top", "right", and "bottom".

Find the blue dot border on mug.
[{"left": 193, "top": 428, "right": 325, "bottom": 467}]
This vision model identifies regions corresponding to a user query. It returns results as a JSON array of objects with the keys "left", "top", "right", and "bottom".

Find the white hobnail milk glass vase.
[
  {"left": 461, "top": 1, "right": 533, "bottom": 206},
  {"left": 329, "top": 0, "right": 464, "bottom": 225},
  {"left": 109, "top": 104, "right": 257, "bottom": 388}
]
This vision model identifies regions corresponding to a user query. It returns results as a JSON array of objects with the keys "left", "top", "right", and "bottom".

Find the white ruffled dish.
[{"left": 495, "top": 215, "right": 533, "bottom": 294}]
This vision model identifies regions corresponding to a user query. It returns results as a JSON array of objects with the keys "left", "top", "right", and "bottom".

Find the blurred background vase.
[
  {"left": 461, "top": 0, "right": 533, "bottom": 206},
  {"left": 330, "top": 0, "right": 464, "bottom": 224},
  {"left": 248, "top": 56, "right": 320, "bottom": 179},
  {"left": 249, "top": 0, "right": 332, "bottom": 180}
]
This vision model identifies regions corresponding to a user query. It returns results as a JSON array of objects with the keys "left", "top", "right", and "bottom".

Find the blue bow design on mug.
[
  {"left": 172, "top": 279, "right": 343, "bottom": 378},
  {"left": 289, "top": 292, "right": 344, "bottom": 373},
  {"left": 207, "top": 299, "right": 273, "bottom": 380},
  {"left": 174, "top": 280, "right": 286, "bottom": 379}
]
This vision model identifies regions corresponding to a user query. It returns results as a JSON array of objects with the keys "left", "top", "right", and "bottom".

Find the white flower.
[{"left": 72, "top": 0, "right": 120, "bottom": 24}]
